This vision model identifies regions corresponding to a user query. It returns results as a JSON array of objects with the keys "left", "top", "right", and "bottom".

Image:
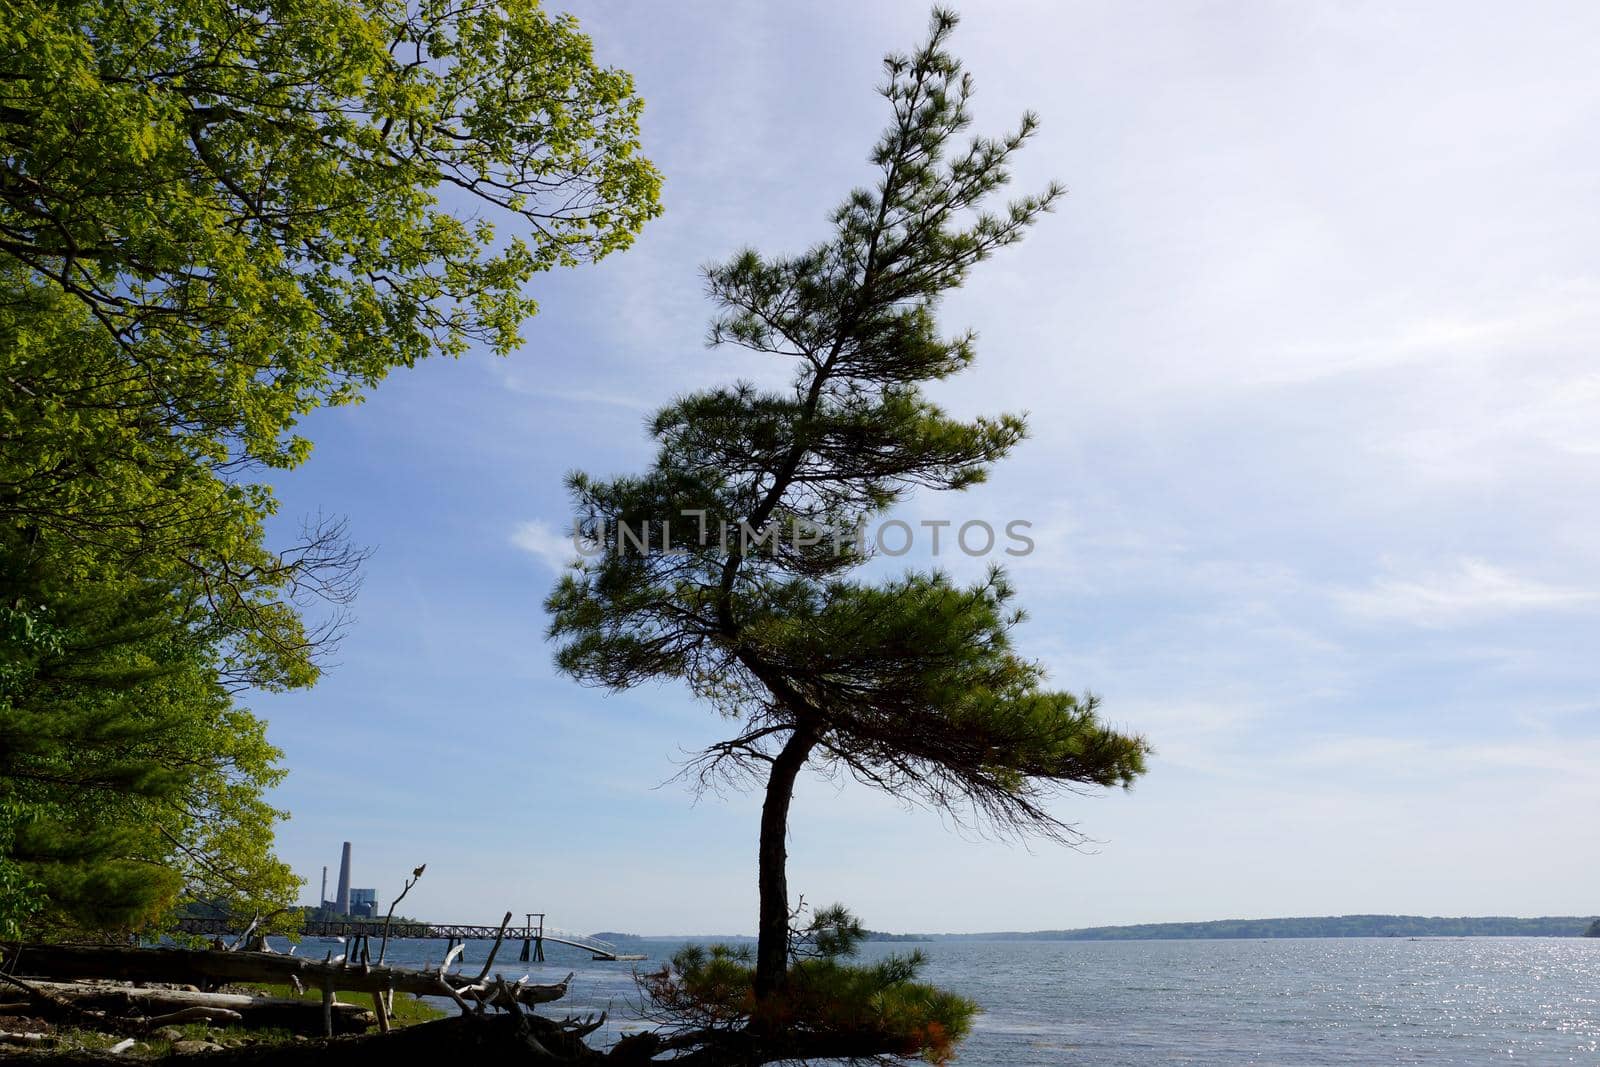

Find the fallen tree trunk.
[
  {"left": 0, "top": 1010, "right": 612, "bottom": 1065},
  {"left": 0, "top": 944, "right": 569, "bottom": 1010},
  {"left": 0, "top": 1010, "right": 922, "bottom": 1065},
  {"left": 17, "top": 981, "right": 374, "bottom": 1035}
]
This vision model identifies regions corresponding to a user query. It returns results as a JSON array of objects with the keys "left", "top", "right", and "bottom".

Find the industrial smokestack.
[
  {"left": 336, "top": 842, "right": 352, "bottom": 916},
  {"left": 320, "top": 866, "right": 328, "bottom": 910}
]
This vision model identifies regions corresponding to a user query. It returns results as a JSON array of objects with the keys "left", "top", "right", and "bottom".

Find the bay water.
[{"left": 345, "top": 935, "right": 1600, "bottom": 1064}]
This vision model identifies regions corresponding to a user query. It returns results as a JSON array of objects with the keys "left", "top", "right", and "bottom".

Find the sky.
[{"left": 255, "top": 1, "right": 1600, "bottom": 935}]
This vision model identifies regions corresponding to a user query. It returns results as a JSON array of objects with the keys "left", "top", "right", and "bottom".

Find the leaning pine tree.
[{"left": 550, "top": 10, "right": 1149, "bottom": 1062}]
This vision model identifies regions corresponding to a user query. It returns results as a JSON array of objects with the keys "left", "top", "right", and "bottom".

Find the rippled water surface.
[{"left": 356, "top": 936, "right": 1600, "bottom": 1064}]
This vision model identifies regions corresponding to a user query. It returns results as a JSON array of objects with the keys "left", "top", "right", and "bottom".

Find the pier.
[{"left": 173, "top": 915, "right": 646, "bottom": 961}]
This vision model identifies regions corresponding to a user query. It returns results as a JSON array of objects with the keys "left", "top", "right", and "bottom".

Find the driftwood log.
[
  {"left": 0, "top": 1009, "right": 921, "bottom": 1065},
  {"left": 1, "top": 942, "right": 571, "bottom": 1039},
  {"left": 6, "top": 980, "right": 375, "bottom": 1035},
  {"left": 0, "top": 1013, "right": 608, "bottom": 1065},
  {"left": 0, "top": 944, "right": 569, "bottom": 1007}
]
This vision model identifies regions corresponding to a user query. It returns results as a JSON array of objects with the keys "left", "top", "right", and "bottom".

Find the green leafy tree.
[
  {"left": 0, "top": 275, "right": 348, "bottom": 694},
  {"left": 0, "top": 0, "right": 661, "bottom": 636},
  {"left": 549, "top": 9, "right": 1148, "bottom": 1058},
  {"left": 1, "top": 0, "right": 661, "bottom": 473},
  {"left": 1, "top": 0, "right": 660, "bottom": 935}
]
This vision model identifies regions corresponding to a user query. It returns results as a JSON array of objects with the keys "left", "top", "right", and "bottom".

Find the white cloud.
[
  {"left": 1335, "top": 558, "right": 1594, "bottom": 627},
  {"left": 1101, "top": 698, "right": 1266, "bottom": 777},
  {"left": 1286, "top": 734, "right": 1600, "bottom": 782},
  {"left": 510, "top": 519, "right": 578, "bottom": 573},
  {"left": 1266, "top": 279, "right": 1600, "bottom": 387}
]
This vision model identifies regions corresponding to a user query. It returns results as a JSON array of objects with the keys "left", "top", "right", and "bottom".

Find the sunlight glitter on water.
[{"left": 361, "top": 934, "right": 1600, "bottom": 1065}]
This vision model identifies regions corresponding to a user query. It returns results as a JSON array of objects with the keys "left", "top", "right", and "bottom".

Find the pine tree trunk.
[{"left": 753, "top": 726, "right": 817, "bottom": 1000}]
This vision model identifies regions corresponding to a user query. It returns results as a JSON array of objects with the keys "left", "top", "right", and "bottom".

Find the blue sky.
[{"left": 255, "top": 1, "right": 1600, "bottom": 934}]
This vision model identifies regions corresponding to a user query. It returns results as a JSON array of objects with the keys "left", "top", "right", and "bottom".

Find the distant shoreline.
[
  {"left": 887, "top": 915, "right": 1600, "bottom": 941},
  {"left": 602, "top": 915, "right": 1600, "bottom": 943}
]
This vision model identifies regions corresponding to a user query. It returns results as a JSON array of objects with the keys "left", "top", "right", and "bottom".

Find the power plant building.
[
  {"left": 348, "top": 888, "right": 378, "bottom": 918},
  {"left": 319, "top": 841, "right": 379, "bottom": 916}
]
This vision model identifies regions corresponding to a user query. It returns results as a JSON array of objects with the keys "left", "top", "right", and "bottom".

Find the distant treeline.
[
  {"left": 924, "top": 915, "right": 1599, "bottom": 941},
  {"left": 602, "top": 916, "right": 1600, "bottom": 943},
  {"left": 296, "top": 905, "right": 424, "bottom": 926}
]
